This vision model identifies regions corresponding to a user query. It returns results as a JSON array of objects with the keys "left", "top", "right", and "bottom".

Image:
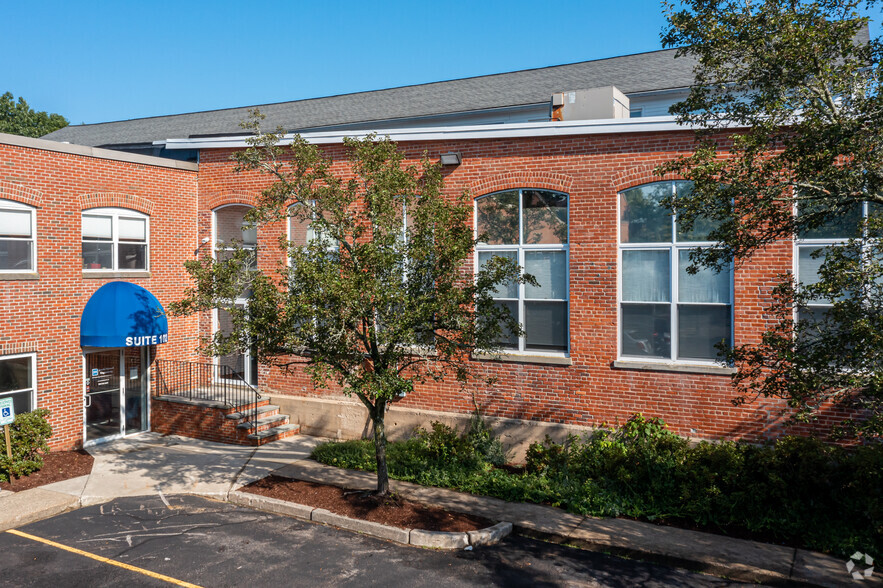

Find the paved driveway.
[{"left": 0, "top": 495, "right": 747, "bottom": 587}]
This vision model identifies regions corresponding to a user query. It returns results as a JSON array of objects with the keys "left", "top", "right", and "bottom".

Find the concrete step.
[
  {"left": 222, "top": 398, "right": 270, "bottom": 415},
  {"left": 236, "top": 414, "right": 289, "bottom": 432},
  {"left": 247, "top": 423, "right": 300, "bottom": 446},
  {"left": 225, "top": 404, "right": 279, "bottom": 421}
]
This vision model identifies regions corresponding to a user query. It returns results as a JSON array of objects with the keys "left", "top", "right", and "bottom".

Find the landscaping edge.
[{"left": 226, "top": 489, "right": 513, "bottom": 550}]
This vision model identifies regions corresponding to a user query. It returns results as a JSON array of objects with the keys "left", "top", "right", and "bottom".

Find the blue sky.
[{"left": 2, "top": 1, "right": 881, "bottom": 125}]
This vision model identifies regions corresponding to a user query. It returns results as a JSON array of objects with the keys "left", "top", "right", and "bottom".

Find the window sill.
[
  {"left": 612, "top": 360, "right": 736, "bottom": 376},
  {"left": 472, "top": 352, "right": 572, "bottom": 366},
  {"left": 83, "top": 271, "right": 151, "bottom": 279},
  {"left": 0, "top": 272, "right": 38, "bottom": 281}
]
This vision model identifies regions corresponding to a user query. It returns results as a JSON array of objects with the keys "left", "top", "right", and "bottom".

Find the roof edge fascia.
[{"left": 160, "top": 116, "right": 736, "bottom": 150}]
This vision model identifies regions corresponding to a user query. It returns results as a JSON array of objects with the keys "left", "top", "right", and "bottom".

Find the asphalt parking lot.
[{"left": 0, "top": 495, "right": 746, "bottom": 587}]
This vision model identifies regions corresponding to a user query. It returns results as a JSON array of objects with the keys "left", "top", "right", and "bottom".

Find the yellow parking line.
[{"left": 6, "top": 529, "right": 203, "bottom": 588}]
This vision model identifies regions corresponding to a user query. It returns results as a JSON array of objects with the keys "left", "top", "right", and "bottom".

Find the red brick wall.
[
  {"left": 195, "top": 130, "right": 838, "bottom": 443},
  {"left": 151, "top": 398, "right": 250, "bottom": 445},
  {"left": 0, "top": 140, "right": 200, "bottom": 449}
]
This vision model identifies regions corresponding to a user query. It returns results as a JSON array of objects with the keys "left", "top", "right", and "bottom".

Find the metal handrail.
[{"left": 153, "top": 358, "right": 261, "bottom": 429}]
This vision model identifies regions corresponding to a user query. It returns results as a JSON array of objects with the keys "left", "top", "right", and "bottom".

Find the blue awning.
[{"left": 80, "top": 282, "right": 169, "bottom": 347}]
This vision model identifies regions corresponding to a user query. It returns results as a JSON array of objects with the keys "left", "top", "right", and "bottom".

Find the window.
[
  {"left": 214, "top": 204, "right": 258, "bottom": 290},
  {"left": 476, "top": 189, "right": 569, "bottom": 353},
  {"left": 213, "top": 205, "right": 258, "bottom": 385},
  {"left": 82, "top": 208, "right": 148, "bottom": 271},
  {"left": 214, "top": 204, "right": 258, "bottom": 253},
  {"left": 796, "top": 201, "right": 881, "bottom": 324},
  {"left": 619, "top": 181, "right": 732, "bottom": 362},
  {"left": 0, "top": 353, "right": 36, "bottom": 415},
  {"left": 287, "top": 203, "right": 338, "bottom": 254},
  {"left": 0, "top": 200, "right": 36, "bottom": 271}
]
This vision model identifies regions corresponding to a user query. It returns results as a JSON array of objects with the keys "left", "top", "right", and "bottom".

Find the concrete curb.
[
  {"left": 225, "top": 489, "right": 511, "bottom": 550},
  {"left": 0, "top": 488, "right": 81, "bottom": 532}
]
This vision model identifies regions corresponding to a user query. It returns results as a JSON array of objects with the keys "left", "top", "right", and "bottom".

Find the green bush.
[
  {"left": 0, "top": 409, "right": 52, "bottom": 483},
  {"left": 312, "top": 412, "right": 882, "bottom": 558}
]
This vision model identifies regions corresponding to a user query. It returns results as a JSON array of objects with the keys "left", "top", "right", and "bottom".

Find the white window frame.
[
  {"left": 0, "top": 352, "right": 37, "bottom": 414},
  {"left": 81, "top": 207, "right": 150, "bottom": 272},
  {"left": 475, "top": 189, "right": 570, "bottom": 356},
  {"left": 617, "top": 181, "right": 734, "bottom": 365},
  {"left": 0, "top": 199, "right": 37, "bottom": 273}
]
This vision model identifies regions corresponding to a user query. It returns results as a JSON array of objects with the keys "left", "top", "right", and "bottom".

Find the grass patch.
[{"left": 312, "top": 414, "right": 882, "bottom": 559}]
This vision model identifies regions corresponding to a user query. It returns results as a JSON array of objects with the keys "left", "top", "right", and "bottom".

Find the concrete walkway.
[{"left": 0, "top": 432, "right": 871, "bottom": 587}]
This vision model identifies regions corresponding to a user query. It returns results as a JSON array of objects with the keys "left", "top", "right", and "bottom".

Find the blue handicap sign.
[{"left": 0, "top": 398, "right": 12, "bottom": 426}]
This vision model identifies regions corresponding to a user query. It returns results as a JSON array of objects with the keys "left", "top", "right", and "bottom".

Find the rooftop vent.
[{"left": 551, "top": 86, "right": 630, "bottom": 122}]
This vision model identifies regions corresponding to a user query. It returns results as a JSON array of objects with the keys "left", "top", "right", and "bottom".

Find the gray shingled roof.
[{"left": 43, "top": 48, "right": 697, "bottom": 147}]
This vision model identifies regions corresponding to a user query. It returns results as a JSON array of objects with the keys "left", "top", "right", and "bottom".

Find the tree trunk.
[{"left": 372, "top": 399, "right": 390, "bottom": 496}]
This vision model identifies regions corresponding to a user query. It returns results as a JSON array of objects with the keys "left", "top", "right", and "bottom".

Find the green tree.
[
  {"left": 172, "top": 115, "right": 525, "bottom": 494},
  {"left": 0, "top": 92, "right": 68, "bottom": 138},
  {"left": 659, "top": 0, "right": 883, "bottom": 440}
]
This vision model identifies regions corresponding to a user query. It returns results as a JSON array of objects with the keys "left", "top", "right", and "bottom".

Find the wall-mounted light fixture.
[
  {"left": 439, "top": 152, "right": 462, "bottom": 166},
  {"left": 195, "top": 236, "right": 211, "bottom": 257}
]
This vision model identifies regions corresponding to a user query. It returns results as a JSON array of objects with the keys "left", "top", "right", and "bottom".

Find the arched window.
[
  {"left": 475, "top": 189, "right": 569, "bottom": 353},
  {"left": 0, "top": 199, "right": 36, "bottom": 272},
  {"left": 211, "top": 204, "right": 257, "bottom": 385},
  {"left": 82, "top": 208, "right": 148, "bottom": 271},
  {"left": 618, "top": 181, "right": 732, "bottom": 362}
]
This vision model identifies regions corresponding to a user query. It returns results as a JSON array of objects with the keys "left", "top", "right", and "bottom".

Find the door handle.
[{"left": 84, "top": 395, "right": 92, "bottom": 408}]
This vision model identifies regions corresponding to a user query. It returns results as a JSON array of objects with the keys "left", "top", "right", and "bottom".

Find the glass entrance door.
[
  {"left": 124, "top": 348, "right": 148, "bottom": 434},
  {"left": 85, "top": 348, "right": 148, "bottom": 444}
]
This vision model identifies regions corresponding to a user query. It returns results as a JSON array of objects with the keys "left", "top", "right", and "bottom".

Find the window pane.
[
  {"left": 0, "top": 390, "right": 33, "bottom": 415},
  {"left": 494, "top": 300, "right": 519, "bottom": 349},
  {"left": 621, "top": 304, "right": 671, "bottom": 358},
  {"left": 215, "top": 205, "right": 256, "bottom": 246},
  {"left": 675, "top": 181, "right": 722, "bottom": 242},
  {"left": 118, "top": 217, "right": 146, "bottom": 241},
  {"left": 524, "top": 251, "right": 566, "bottom": 299},
  {"left": 0, "top": 357, "right": 31, "bottom": 393},
  {"left": 82, "top": 242, "right": 113, "bottom": 269},
  {"left": 678, "top": 250, "right": 730, "bottom": 303},
  {"left": 798, "top": 246, "right": 826, "bottom": 287},
  {"left": 797, "top": 305, "right": 835, "bottom": 343},
  {"left": 524, "top": 301, "right": 567, "bottom": 351},
  {"left": 799, "top": 201, "right": 862, "bottom": 239},
  {"left": 0, "top": 239, "right": 32, "bottom": 271},
  {"left": 476, "top": 192, "right": 519, "bottom": 245},
  {"left": 288, "top": 210, "right": 310, "bottom": 246},
  {"left": 82, "top": 215, "right": 112, "bottom": 240},
  {"left": 118, "top": 243, "right": 147, "bottom": 270},
  {"left": 522, "top": 191, "right": 567, "bottom": 244},
  {"left": 678, "top": 305, "right": 731, "bottom": 361},
  {"left": 620, "top": 183, "right": 672, "bottom": 243},
  {"left": 478, "top": 251, "right": 518, "bottom": 298},
  {"left": 622, "top": 249, "right": 670, "bottom": 302},
  {"left": 0, "top": 209, "right": 31, "bottom": 238}
]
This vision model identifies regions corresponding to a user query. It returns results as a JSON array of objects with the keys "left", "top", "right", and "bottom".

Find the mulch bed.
[
  {"left": 242, "top": 475, "right": 493, "bottom": 532},
  {"left": 0, "top": 450, "right": 94, "bottom": 492}
]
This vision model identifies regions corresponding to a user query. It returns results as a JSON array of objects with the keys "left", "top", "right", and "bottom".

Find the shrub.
[
  {"left": 0, "top": 409, "right": 52, "bottom": 483},
  {"left": 312, "top": 413, "right": 882, "bottom": 558}
]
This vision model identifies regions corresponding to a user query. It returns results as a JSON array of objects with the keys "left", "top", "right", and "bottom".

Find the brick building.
[{"left": 0, "top": 47, "right": 839, "bottom": 452}]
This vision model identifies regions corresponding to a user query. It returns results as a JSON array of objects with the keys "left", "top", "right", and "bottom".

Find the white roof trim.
[{"left": 159, "top": 116, "right": 729, "bottom": 150}]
